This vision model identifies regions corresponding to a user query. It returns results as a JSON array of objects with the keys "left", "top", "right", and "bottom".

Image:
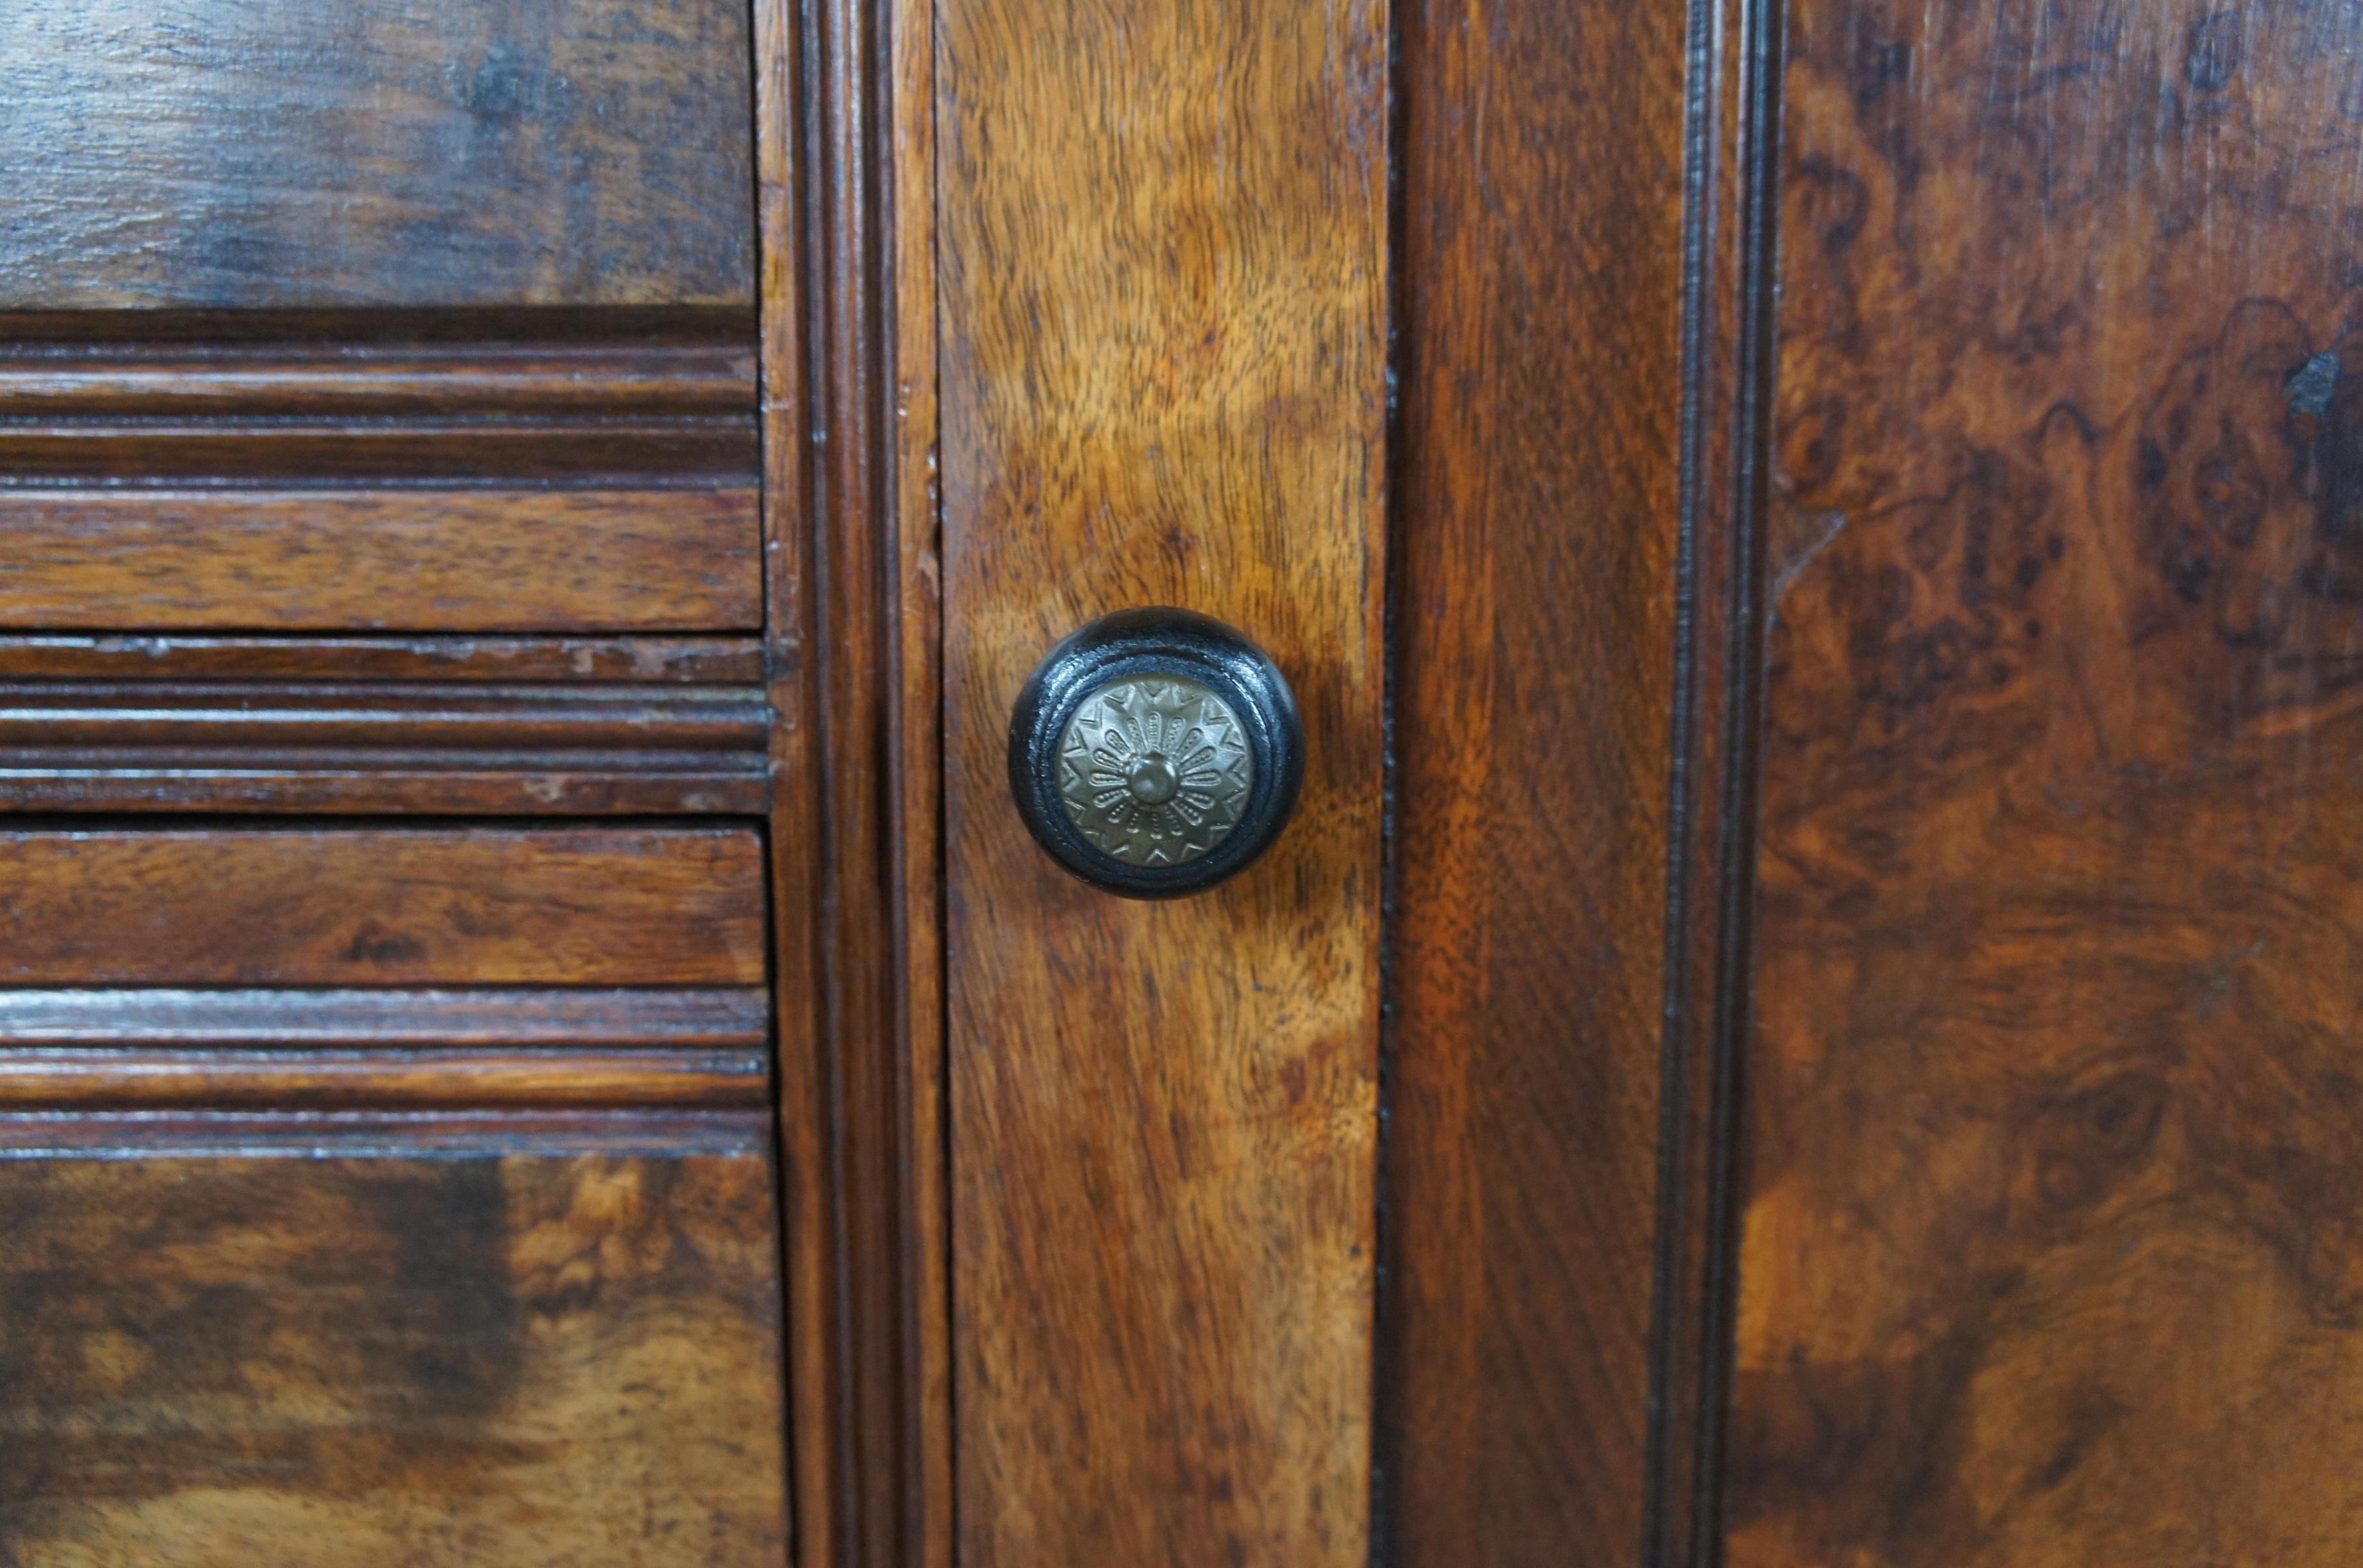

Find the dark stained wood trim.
[
  {"left": 0, "top": 635, "right": 767, "bottom": 684},
  {"left": 0, "top": 826, "right": 771, "bottom": 987},
  {"left": 0, "top": 680, "right": 769, "bottom": 814},
  {"left": 0, "top": 767, "right": 765, "bottom": 817},
  {"left": 1645, "top": 0, "right": 1784, "bottom": 1563},
  {"left": 0, "top": 1047, "right": 771, "bottom": 1110},
  {"left": 784, "top": 0, "right": 948, "bottom": 1561},
  {"left": 0, "top": 333, "right": 758, "bottom": 485},
  {"left": 755, "top": 0, "right": 840, "bottom": 1559},
  {"left": 0, "top": 306, "right": 758, "bottom": 348},
  {"left": 0, "top": 340, "right": 756, "bottom": 416},
  {"left": 807, "top": 0, "right": 901, "bottom": 1551},
  {"left": 0, "top": 426, "right": 758, "bottom": 484},
  {"left": 0, "top": 1108, "right": 775, "bottom": 1159},
  {"left": 758, "top": 0, "right": 946, "bottom": 1563},
  {"left": 0, "top": 683, "right": 766, "bottom": 748},
  {"left": 0, "top": 988, "right": 771, "bottom": 1048}
]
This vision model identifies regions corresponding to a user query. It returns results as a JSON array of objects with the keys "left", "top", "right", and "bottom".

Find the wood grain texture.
[
  {"left": 0, "top": 680, "right": 768, "bottom": 813},
  {"left": 1729, "top": 4, "right": 2363, "bottom": 1563},
  {"left": 0, "top": 635, "right": 766, "bottom": 684},
  {"left": 0, "top": 988, "right": 770, "bottom": 1048},
  {"left": 0, "top": 337, "right": 758, "bottom": 483},
  {"left": 889, "top": 0, "right": 955, "bottom": 1559},
  {"left": 793, "top": 0, "right": 949, "bottom": 1561},
  {"left": 0, "top": 489, "right": 762, "bottom": 632},
  {"left": 749, "top": 1, "right": 847, "bottom": 1562},
  {"left": 0, "top": 682, "right": 766, "bottom": 749},
  {"left": 0, "top": 828, "right": 767, "bottom": 985},
  {"left": 0, "top": 760, "right": 765, "bottom": 816},
  {"left": 0, "top": 1152, "right": 787, "bottom": 1565},
  {"left": 0, "top": 1048, "right": 770, "bottom": 1110},
  {"left": 0, "top": 0, "right": 756, "bottom": 309},
  {"left": 0, "top": 307, "right": 755, "bottom": 349},
  {"left": 0, "top": 424, "right": 756, "bottom": 484},
  {"left": 1382, "top": 0, "right": 1685, "bottom": 1559},
  {"left": 935, "top": 0, "right": 1387, "bottom": 1561},
  {"left": 0, "top": 1109, "right": 772, "bottom": 1159},
  {"left": 0, "top": 341, "right": 756, "bottom": 416}
]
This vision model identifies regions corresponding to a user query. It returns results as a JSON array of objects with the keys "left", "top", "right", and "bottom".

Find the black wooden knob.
[{"left": 1008, "top": 608, "right": 1303, "bottom": 898}]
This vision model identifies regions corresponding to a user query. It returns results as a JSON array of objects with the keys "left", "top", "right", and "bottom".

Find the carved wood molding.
[{"left": 758, "top": 0, "right": 950, "bottom": 1562}]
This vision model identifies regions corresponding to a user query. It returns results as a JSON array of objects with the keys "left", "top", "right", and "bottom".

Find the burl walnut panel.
[
  {"left": 0, "top": 0, "right": 756, "bottom": 309},
  {"left": 0, "top": 1152, "right": 787, "bottom": 1566},
  {"left": 1731, "top": 5, "right": 2363, "bottom": 1564}
]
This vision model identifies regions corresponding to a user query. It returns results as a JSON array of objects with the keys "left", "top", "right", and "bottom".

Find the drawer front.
[
  {"left": 0, "top": 336, "right": 764, "bottom": 634},
  {"left": 4, "top": 0, "right": 755, "bottom": 311},
  {"left": 0, "top": 822, "right": 788, "bottom": 1564},
  {"left": 3, "top": 2, "right": 794, "bottom": 1556},
  {"left": 0, "top": 1150, "right": 787, "bottom": 1567},
  {"left": 0, "top": 489, "right": 764, "bottom": 634},
  {"left": 0, "top": 826, "right": 768, "bottom": 985}
]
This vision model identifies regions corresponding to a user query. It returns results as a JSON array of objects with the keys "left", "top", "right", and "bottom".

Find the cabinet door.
[
  {"left": 917, "top": 2, "right": 2363, "bottom": 1565},
  {"left": 893, "top": 0, "right": 1682, "bottom": 1562},
  {"left": 72, "top": 0, "right": 2358, "bottom": 1563}
]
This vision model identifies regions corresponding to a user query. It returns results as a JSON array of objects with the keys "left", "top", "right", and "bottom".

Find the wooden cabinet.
[{"left": 17, "top": 0, "right": 2347, "bottom": 1564}]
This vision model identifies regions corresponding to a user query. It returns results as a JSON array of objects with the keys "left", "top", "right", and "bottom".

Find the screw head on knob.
[{"left": 1008, "top": 609, "right": 1303, "bottom": 898}]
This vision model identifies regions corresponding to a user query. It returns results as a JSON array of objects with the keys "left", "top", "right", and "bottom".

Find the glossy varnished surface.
[
  {"left": 0, "top": 828, "right": 768, "bottom": 985},
  {"left": 0, "top": 987, "right": 772, "bottom": 1110},
  {"left": 0, "top": 988, "right": 768, "bottom": 1049},
  {"left": 0, "top": 1150, "right": 787, "bottom": 1565},
  {"left": 0, "top": 6, "right": 790, "bottom": 1559},
  {"left": 0, "top": 636, "right": 765, "bottom": 685},
  {"left": 1731, "top": 4, "right": 2363, "bottom": 1562},
  {"left": 0, "top": 490, "right": 762, "bottom": 632},
  {"left": 0, "top": 326, "right": 763, "bottom": 633},
  {"left": 0, "top": 1048, "right": 769, "bottom": 1110},
  {"left": 0, "top": 0, "right": 756, "bottom": 309},
  {"left": 1382, "top": 0, "right": 1685, "bottom": 1559},
  {"left": 0, "top": 335, "right": 759, "bottom": 483},
  {"left": 934, "top": 0, "right": 1387, "bottom": 1559},
  {"left": 0, "top": 680, "right": 769, "bottom": 814}
]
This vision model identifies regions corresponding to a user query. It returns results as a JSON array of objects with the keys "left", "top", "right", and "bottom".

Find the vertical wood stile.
[{"left": 935, "top": 2, "right": 1389, "bottom": 1561}]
